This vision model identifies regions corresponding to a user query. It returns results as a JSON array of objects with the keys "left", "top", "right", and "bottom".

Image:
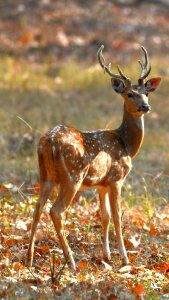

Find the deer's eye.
[{"left": 127, "top": 92, "right": 133, "bottom": 98}]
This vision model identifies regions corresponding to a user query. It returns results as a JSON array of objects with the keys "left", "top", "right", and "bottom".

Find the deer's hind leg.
[
  {"left": 50, "top": 181, "right": 82, "bottom": 270},
  {"left": 27, "top": 180, "right": 54, "bottom": 266}
]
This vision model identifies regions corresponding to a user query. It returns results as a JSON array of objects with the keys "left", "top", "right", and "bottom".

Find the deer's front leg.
[
  {"left": 99, "top": 188, "right": 111, "bottom": 260},
  {"left": 109, "top": 182, "right": 129, "bottom": 266}
]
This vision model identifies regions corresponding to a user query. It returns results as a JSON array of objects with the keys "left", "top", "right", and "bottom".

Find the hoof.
[
  {"left": 103, "top": 248, "right": 111, "bottom": 261},
  {"left": 26, "top": 256, "right": 33, "bottom": 267},
  {"left": 69, "top": 260, "right": 76, "bottom": 271},
  {"left": 103, "top": 254, "right": 111, "bottom": 262},
  {"left": 121, "top": 258, "right": 129, "bottom": 266},
  {"left": 66, "top": 257, "right": 76, "bottom": 271}
]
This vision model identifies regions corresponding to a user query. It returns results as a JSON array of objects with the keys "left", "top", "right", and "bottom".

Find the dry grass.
[{"left": 0, "top": 55, "right": 169, "bottom": 189}]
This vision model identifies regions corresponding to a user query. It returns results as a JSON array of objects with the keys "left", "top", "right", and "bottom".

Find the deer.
[{"left": 27, "top": 45, "right": 161, "bottom": 270}]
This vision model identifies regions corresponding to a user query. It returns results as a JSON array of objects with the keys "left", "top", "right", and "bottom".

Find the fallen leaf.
[
  {"left": 164, "top": 216, "right": 169, "bottom": 222},
  {"left": 149, "top": 225, "right": 157, "bottom": 236},
  {"left": 132, "top": 283, "right": 145, "bottom": 295},
  {"left": 3, "top": 183, "right": 14, "bottom": 189},
  {"left": 12, "top": 262, "right": 25, "bottom": 272},
  {"left": 142, "top": 223, "right": 150, "bottom": 232},
  {"left": 155, "top": 263, "right": 169, "bottom": 274},
  {"left": 128, "top": 235, "right": 141, "bottom": 248},
  {"left": 76, "top": 273, "right": 87, "bottom": 282},
  {"left": 101, "top": 260, "right": 112, "bottom": 271},
  {"left": 37, "top": 245, "right": 51, "bottom": 254},
  {"left": 4, "top": 194, "right": 12, "bottom": 199},
  {"left": 16, "top": 220, "right": 27, "bottom": 231},
  {"left": 5, "top": 237, "right": 21, "bottom": 246},
  {"left": 119, "top": 265, "right": 132, "bottom": 273},
  {"left": 77, "top": 261, "right": 88, "bottom": 270}
]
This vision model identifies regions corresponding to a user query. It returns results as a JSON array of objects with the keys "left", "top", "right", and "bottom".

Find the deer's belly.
[
  {"left": 83, "top": 151, "right": 111, "bottom": 185},
  {"left": 83, "top": 153, "right": 132, "bottom": 187}
]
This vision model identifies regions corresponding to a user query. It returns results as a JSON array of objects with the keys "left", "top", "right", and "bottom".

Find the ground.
[{"left": 0, "top": 1, "right": 169, "bottom": 299}]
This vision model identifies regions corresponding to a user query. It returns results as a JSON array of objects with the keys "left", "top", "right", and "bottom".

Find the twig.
[
  {"left": 17, "top": 115, "right": 42, "bottom": 135},
  {"left": 17, "top": 181, "right": 31, "bottom": 201},
  {"left": 49, "top": 251, "right": 69, "bottom": 283},
  {"left": 49, "top": 252, "right": 55, "bottom": 283},
  {"left": 17, "top": 115, "right": 33, "bottom": 131},
  {"left": 26, "top": 265, "right": 38, "bottom": 281},
  {"left": 57, "top": 254, "right": 69, "bottom": 281}
]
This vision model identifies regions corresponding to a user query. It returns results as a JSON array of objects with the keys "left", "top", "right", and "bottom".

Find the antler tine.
[
  {"left": 117, "top": 64, "right": 131, "bottom": 86},
  {"left": 138, "top": 46, "right": 151, "bottom": 83},
  {"left": 97, "top": 45, "right": 125, "bottom": 81}
]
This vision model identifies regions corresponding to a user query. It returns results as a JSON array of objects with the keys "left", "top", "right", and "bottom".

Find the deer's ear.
[
  {"left": 145, "top": 77, "right": 161, "bottom": 93},
  {"left": 111, "top": 78, "right": 126, "bottom": 94}
]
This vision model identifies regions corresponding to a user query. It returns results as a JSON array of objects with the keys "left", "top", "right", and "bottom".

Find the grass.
[
  {"left": 1, "top": 53, "right": 169, "bottom": 200},
  {"left": 3, "top": 55, "right": 169, "bottom": 186},
  {"left": 1, "top": 53, "right": 169, "bottom": 207}
]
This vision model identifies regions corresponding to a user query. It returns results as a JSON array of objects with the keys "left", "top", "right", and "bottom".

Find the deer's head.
[{"left": 98, "top": 45, "right": 161, "bottom": 116}]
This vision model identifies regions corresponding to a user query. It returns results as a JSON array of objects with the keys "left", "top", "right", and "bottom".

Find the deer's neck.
[{"left": 116, "top": 104, "right": 144, "bottom": 158}]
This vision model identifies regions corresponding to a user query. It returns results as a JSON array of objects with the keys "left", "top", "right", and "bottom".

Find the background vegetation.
[{"left": 0, "top": 0, "right": 169, "bottom": 299}]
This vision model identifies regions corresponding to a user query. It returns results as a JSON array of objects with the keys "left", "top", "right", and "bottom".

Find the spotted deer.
[{"left": 27, "top": 45, "right": 161, "bottom": 269}]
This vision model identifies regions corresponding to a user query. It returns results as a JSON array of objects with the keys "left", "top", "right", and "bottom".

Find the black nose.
[{"left": 138, "top": 104, "right": 151, "bottom": 112}]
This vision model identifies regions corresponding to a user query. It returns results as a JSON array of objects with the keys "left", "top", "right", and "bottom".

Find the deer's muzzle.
[{"left": 138, "top": 104, "right": 151, "bottom": 112}]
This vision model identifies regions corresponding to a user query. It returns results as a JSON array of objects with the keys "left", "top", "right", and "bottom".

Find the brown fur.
[{"left": 27, "top": 53, "right": 161, "bottom": 269}]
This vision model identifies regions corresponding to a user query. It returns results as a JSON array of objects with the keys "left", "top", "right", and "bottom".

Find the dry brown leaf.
[
  {"left": 12, "top": 262, "right": 25, "bottom": 272},
  {"left": 77, "top": 261, "right": 88, "bottom": 270},
  {"left": 5, "top": 237, "right": 21, "bottom": 246},
  {"left": 132, "top": 282, "right": 145, "bottom": 295},
  {"left": 149, "top": 225, "right": 157, "bottom": 236},
  {"left": 37, "top": 245, "right": 51, "bottom": 254}
]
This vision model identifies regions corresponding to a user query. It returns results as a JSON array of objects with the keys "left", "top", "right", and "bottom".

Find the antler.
[
  {"left": 97, "top": 45, "right": 131, "bottom": 87},
  {"left": 138, "top": 46, "right": 151, "bottom": 85}
]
